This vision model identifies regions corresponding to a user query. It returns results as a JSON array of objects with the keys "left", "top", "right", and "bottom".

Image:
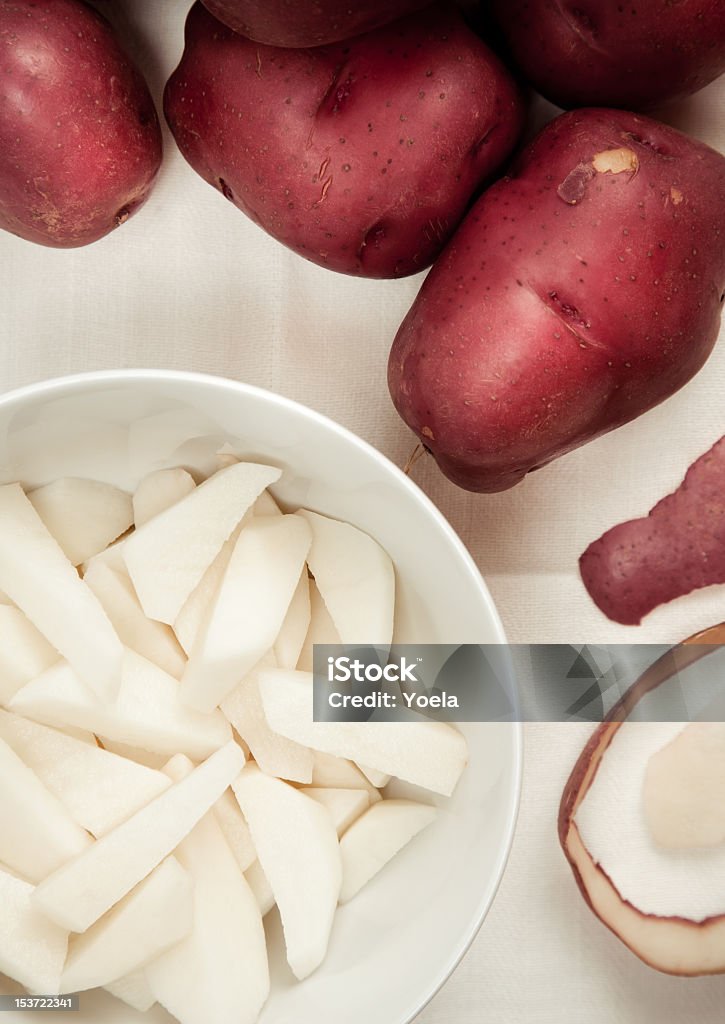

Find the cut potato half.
[{"left": 643, "top": 723, "right": 725, "bottom": 850}]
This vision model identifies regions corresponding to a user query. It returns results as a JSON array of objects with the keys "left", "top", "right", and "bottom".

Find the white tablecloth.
[{"left": 1, "top": 2, "right": 725, "bottom": 1020}]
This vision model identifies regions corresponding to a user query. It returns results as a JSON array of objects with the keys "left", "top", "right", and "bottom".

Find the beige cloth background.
[{"left": 1, "top": 2, "right": 724, "bottom": 1020}]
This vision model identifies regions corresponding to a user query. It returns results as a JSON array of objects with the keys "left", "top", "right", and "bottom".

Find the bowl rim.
[{"left": 0, "top": 367, "right": 523, "bottom": 1022}]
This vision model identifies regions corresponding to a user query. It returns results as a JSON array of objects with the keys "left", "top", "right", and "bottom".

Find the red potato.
[
  {"left": 0, "top": 0, "right": 162, "bottom": 248},
  {"left": 164, "top": 3, "right": 524, "bottom": 279},
  {"left": 490, "top": 0, "right": 725, "bottom": 111},
  {"left": 388, "top": 109, "right": 725, "bottom": 492},
  {"left": 202, "top": 0, "right": 434, "bottom": 48}
]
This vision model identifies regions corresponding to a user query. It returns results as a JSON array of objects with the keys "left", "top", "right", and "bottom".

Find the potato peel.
[{"left": 580, "top": 435, "right": 725, "bottom": 625}]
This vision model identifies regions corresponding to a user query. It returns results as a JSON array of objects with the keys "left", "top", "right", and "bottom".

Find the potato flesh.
[{"left": 1, "top": 465, "right": 461, "bottom": 1023}]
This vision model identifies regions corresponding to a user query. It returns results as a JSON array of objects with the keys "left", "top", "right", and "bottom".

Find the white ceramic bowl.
[{"left": 0, "top": 370, "right": 521, "bottom": 1024}]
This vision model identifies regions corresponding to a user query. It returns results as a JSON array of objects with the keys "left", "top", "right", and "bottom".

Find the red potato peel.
[
  {"left": 580, "top": 436, "right": 725, "bottom": 625},
  {"left": 0, "top": 0, "right": 162, "bottom": 248}
]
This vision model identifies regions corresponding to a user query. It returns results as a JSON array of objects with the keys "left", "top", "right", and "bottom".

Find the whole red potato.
[
  {"left": 164, "top": 2, "right": 523, "bottom": 278},
  {"left": 0, "top": 0, "right": 162, "bottom": 248},
  {"left": 490, "top": 0, "right": 725, "bottom": 110},
  {"left": 202, "top": 0, "right": 433, "bottom": 47},
  {"left": 388, "top": 109, "right": 725, "bottom": 492}
]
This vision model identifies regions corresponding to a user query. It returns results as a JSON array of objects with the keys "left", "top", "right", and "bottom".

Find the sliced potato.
[
  {"left": 302, "top": 787, "right": 370, "bottom": 837},
  {"left": 0, "top": 868, "right": 68, "bottom": 994},
  {"left": 132, "top": 468, "right": 196, "bottom": 528},
  {"left": 297, "top": 509, "right": 395, "bottom": 647},
  {"left": 60, "top": 857, "right": 193, "bottom": 993},
  {"left": 0, "top": 483, "right": 123, "bottom": 702},
  {"left": 0, "top": 709, "right": 171, "bottom": 838},
  {"left": 232, "top": 763, "right": 341, "bottom": 981},
  {"left": 274, "top": 571, "right": 310, "bottom": 670},
  {"left": 84, "top": 561, "right": 187, "bottom": 679},
  {"left": 10, "top": 650, "right": 231, "bottom": 761},
  {"left": 0, "top": 605, "right": 58, "bottom": 705},
  {"left": 124, "top": 462, "right": 281, "bottom": 625},
  {"left": 33, "top": 741, "right": 245, "bottom": 933},
  {"left": 28, "top": 477, "right": 133, "bottom": 566},
  {"left": 146, "top": 755, "right": 269, "bottom": 1024},
  {"left": 0, "top": 736, "right": 92, "bottom": 883},
  {"left": 180, "top": 515, "right": 311, "bottom": 713},
  {"left": 339, "top": 800, "right": 436, "bottom": 903}
]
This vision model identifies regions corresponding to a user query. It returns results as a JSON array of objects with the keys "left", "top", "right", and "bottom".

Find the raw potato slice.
[
  {"left": 297, "top": 580, "right": 341, "bottom": 672},
  {"left": 123, "top": 461, "right": 281, "bottom": 624},
  {"left": 32, "top": 741, "right": 245, "bottom": 933},
  {"left": 310, "top": 752, "right": 382, "bottom": 803},
  {"left": 232, "top": 763, "right": 342, "bottom": 980},
  {"left": 302, "top": 787, "right": 370, "bottom": 837},
  {"left": 221, "top": 654, "right": 313, "bottom": 784},
  {"left": 356, "top": 764, "right": 391, "bottom": 788},
  {"left": 105, "top": 969, "right": 156, "bottom": 1012},
  {"left": 245, "top": 859, "right": 275, "bottom": 917},
  {"left": 0, "top": 868, "right": 68, "bottom": 995},
  {"left": 213, "top": 788, "right": 257, "bottom": 872},
  {"left": 81, "top": 538, "right": 128, "bottom": 576},
  {"left": 146, "top": 755, "right": 269, "bottom": 1024},
  {"left": 643, "top": 723, "right": 725, "bottom": 850},
  {"left": 181, "top": 515, "right": 311, "bottom": 713},
  {"left": 133, "top": 468, "right": 196, "bottom": 528},
  {"left": 0, "top": 605, "right": 58, "bottom": 705},
  {"left": 0, "top": 710, "right": 171, "bottom": 838},
  {"left": 10, "top": 650, "right": 231, "bottom": 761},
  {"left": 260, "top": 670, "right": 468, "bottom": 797},
  {"left": 274, "top": 571, "right": 311, "bottom": 670},
  {"left": 173, "top": 520, "right": 245, "bottom": 656},
  {"left": 0, "top": 483, "right": 123, "bottom": 702},
  {"left": 98, "top": 740, "right": 169, "bottom": 770},
  {"left": 84, "top": 561, "right": 187, "bottom": 679},
  {"left": 60, "top": 856, "right": 193, "bottom": 993},
  {"left": 0, "top": 736, "right": 92, "bottom": 883},
  {"left": 339, "top": 800, "right": 437, "bottom": 903},
  {"left": 297, "top": 509, "right": 395, "bottom": 646},
  {"left": 253, "top": 489, "right": 282, "bottom": 516},
  {"left": 28, "top": 477, "right": 133, "bottom": 566}
]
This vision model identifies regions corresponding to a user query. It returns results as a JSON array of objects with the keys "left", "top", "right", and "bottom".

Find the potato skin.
[
  {"left": 164, "top": 2, "right": 524, "bottom": 278},
  {"left": 202, "top": 0, "right": 434, "bottom": 48},
  {"left": 0, "top": 0, "right": 162, "bottom": 248},
  {"left": 490, "top": 0, "right": 725, "bottom": 110},
  {"left": 388, "top": 109, "right": 725, "bottom": 492}
]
